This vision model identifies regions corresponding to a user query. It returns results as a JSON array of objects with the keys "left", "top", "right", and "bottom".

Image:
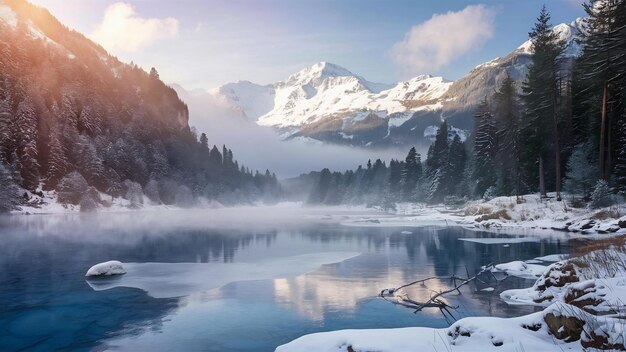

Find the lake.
[{"left": 0, "top": 208, "right": 571, "bottom": 352}]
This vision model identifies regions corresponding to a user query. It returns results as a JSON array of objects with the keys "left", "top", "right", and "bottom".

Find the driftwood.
[{"left": 379, "top": 264, "right": 500, "bottom": 322}]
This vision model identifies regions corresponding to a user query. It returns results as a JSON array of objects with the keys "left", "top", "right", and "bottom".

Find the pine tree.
[
  {"left": 425, "top": 120, "right": 450, "bottom": 203},
  {"left": 44, "top": 125, "right": 68, "bottom": 190},
  {"left": 448, "top": 135, "right": 467, "bottom": 196},
  {"left": 388, "top": 159, "right": 402, "bottom": 196},
  {"left": 400, "top": 147, "right": 422, "bottom": 200},
  {"left": 472, "top": 98, "right": 496, "bottom": 197},
  {"left": 0, "top": 85, "right": 13, "bottom": 164},
  {"left": 492, "top": 73, "right": 520, "bottom": 195},
  {"left": 579, "top": 0, "right": 626, "bottom": 180},
  {"left": 520, "top": 6, "right": 565, "bottom": 198},
  {"left": 199, "top": 133, "right": 208, "bottom": 149},
  {"left": 15, "top": 96, "right": 39, "bottom": 190},
  {"left": 78, "top": 104, "right": 102, "bottom": 136},
  {"left": 77, "top": 135, "right": 105, "bottom": 188}
]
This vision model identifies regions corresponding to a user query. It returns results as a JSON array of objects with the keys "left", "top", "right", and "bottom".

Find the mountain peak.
[
  {"left": 284, "top": 61, "right": 356, "bottom": 85},
  {"left": 516, "top": 20, "right": 583, "bottom": 55}
]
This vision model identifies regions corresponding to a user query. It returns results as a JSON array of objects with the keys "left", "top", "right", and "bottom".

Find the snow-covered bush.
[
  {"left": 123, "top": 179, "right": 143, "bottom": 208},
  {"left": 57, "top": 171, "right": 89, "bottom": 204},
  {"left": 564, "top": 143, "right": 598, "bottom": 198},
  {"left": 482, "top": 185, "right": 498, "bottom": 201},
  {"left": 144, "top": 179, "right": 161, "bottom": 204},
  {"left": 591, "top": 180, "right": 613, "bottom": 208}
]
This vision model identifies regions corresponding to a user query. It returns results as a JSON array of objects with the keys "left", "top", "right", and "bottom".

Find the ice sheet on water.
[
  {"left": 458, "top": 237, "right": 540, "bottom": 244},
  {"left": 533, "top": 254, "right": 568, "bottom": 262},
  {"left": 86, "top": 252, "right": 360, "bottom": 298}
]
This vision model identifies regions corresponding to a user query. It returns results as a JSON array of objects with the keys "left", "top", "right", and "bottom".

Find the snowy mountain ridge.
[{"left": 179, "top": 19, "right": 584, "bottom": 148}]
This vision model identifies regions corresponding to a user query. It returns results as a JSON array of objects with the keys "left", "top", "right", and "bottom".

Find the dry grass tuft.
[
  {"left": 476, "top": 209, "right": 512, "bottom": 222},
  {"left": 464, "top": 205, "right": 493, "bottom": 216},
  {"left": 591, "top": 209, "right": 622, "bottom": 220}
]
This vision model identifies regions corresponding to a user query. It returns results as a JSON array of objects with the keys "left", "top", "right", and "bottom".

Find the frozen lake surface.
[{"left": 0, "top": 209, "right": 571, "bottom": 351}]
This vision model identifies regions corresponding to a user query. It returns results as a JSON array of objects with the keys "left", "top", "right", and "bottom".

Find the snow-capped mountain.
[{"left": 186, "top": 19, "right": 584, "bottom": 148}]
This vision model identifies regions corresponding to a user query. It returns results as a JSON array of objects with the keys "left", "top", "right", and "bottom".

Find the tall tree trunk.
[
  {"left": 552, "top": 85, "right": 561, "bottom": 201},
  {"left": 600, "top": 81, "right": 608, "bottom": 180},
  {"left": 539, "top": 156, "right": 547, "bottom": 197},
  {"left": 607, "top": 104, "right": 612, "bottom": 178}
]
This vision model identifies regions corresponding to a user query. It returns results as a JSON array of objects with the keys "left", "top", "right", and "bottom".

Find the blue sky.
[{"left": 31, "top": 0, "right": 586, "bottom": 89}]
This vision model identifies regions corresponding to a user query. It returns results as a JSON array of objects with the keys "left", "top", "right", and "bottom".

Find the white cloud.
[
  {"left": 91, "top": 2, "right": 179, "bottom": 53},
  {"left": 391, "top": 4, "right": 496, "bottom": 77}
]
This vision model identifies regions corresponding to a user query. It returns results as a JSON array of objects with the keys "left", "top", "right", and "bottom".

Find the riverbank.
[
  {"left": 276, "top": 235, "right": 626, "bottom": 352},
  {"left": 340, "top": 193, "right": 626, "bottom": 237}
]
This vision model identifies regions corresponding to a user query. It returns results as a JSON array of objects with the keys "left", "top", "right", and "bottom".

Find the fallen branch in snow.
[{"left": 379, "top": 264, "right": 500, "bottom": 321}]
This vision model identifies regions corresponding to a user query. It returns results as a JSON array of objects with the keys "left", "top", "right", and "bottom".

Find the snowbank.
[
  {"left": 85, "top": 260, "right": 126, "bottom": 277},
  {"left": 276, "top": 303, "right": 601, "bottom": 352},
  {"left": 278, "top": 239, "right": 626, "bottom": 352}
]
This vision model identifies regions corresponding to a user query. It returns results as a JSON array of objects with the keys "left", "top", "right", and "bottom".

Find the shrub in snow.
[
  {"left": 123, "top": 179, "right": 143, "bottom": 208},
  {"left": 85, "top": 260, "right": 126, "bottom": 277},
  {"left": 175, "top": 185, "right": 194, "bottom": 207},
  {"left": 0, "top": 164, "right": 19, "bottom": 213},
  {"left": 144, "top": 179, "right": 161, "bottom": 204},
  {"left": 564, "top": 143, "right": 598, "bottom": 199},
  {"left": 482, "top": 185, "right": 498, "bottom": 201},
  {"left": 57, "top": 171, "right": 89, "bottom": 204},
  {"left": 591, "top": 180, "right": 613, "bottom": 208}
]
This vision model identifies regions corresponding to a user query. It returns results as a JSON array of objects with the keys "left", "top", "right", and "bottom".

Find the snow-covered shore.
[
  {"left": 277, "top": 237, "right": 626, "bottom": 352},
  {"left": 12, "top": 192, "right": 626, "bottom": 242},
  {"left": 341, "top": 194, "right": 626, "bottom": 237}
]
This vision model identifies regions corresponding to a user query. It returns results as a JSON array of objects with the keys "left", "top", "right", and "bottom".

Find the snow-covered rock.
[
  {"left": 85, "top": 260, "right": 126, "bottom": 277},
  {"left": 492, "top": 260, "right": 548, "bottom": 279}
]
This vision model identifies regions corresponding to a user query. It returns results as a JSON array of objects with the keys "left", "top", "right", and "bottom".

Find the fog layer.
[{"left": 174, "top": 85, "right": 407, "bottom": 178}]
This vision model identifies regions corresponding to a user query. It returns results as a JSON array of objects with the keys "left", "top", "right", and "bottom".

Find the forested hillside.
[
  {"left": 0, "top": 0, "right": 279, "bottom": 212},
  {"left": 300, "top": 3, "right": 626, "bottom": 209}
]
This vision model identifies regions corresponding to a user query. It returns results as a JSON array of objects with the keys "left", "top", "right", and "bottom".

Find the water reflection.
[{"left": 0, "top": 212, "right": 569, "bottom": 352}]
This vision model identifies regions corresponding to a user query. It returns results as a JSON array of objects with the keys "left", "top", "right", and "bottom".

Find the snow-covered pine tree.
[
  {"left": 472, "top": 98, "right": 496, "bottom": 198},
  {"left": 78, "top": 104, "right": 102, "bottom": 136},
  {"left": 521, "top": 6, "right": 565, "bottom": 198},
  {"left": 76, "top": 135, "right": 105, "bottom": 188},
  {"left": 425, "top": 120, "right": 450, "bottom": 203},
  {"left": 60, "top": 92, "right": 78, "bottom": 129},
  {"left": 0, "top": 83, "right": 13, "bottom": 164},
  {"left": 15, "top": 95, "right": 39, "bottom": 190},
  {"left": 492, "top": 73, "right": 520, "bottom": 195},
  {"left": 448, "top": 134, "right": 467, "bottom": 196},
  {"left": 564, "top": 143, "right": 598, "bottom": 198},
  {"left": 400, "top": 147, "right": 422, "bottom": 201},
  {"left": 388, "top": 159, "right": 402, "bottom": 196},
  {"left": 44, "top": 125, "right": 68, "bottom": 190},
  {"left": 579, "top": 0, "right": 626, "bottom": 180}
]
